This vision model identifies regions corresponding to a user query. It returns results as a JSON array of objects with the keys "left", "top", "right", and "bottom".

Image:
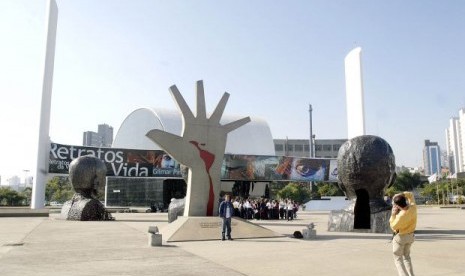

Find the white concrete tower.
[
  {"left": 344, "top": 47, "right": 366, "bottom": 139},
  {"left": 31, "top": 0, "right": 58, "bottom": 209}
]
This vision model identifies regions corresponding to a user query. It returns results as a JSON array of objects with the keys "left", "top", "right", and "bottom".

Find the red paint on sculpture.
[{"left": 190, "top": 141, "right": 215, "bottom": 216}]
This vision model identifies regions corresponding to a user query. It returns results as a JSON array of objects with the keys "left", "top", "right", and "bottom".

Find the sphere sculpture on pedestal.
[
  {"left": 332, "top": 135, "right": 396, "bottom": 232},
  {"left": 60, "top": 155, "right": 113, "bottom": 221}
]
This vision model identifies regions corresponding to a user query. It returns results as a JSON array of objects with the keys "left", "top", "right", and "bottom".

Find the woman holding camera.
[{"left": 389, "top": 192, "right": 417, "bottom": 276}]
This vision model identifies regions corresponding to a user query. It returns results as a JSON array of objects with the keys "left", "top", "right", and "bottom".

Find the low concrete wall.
[
  {"left": 304, "top": 196, "right": 351, "bottom": 211},
  {"left": 0, "top": 207, "right": 49, "bottom": 217}
]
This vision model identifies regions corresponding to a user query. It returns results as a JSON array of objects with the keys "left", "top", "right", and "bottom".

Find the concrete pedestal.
[
  {"left": 160, "top": 216, "right": 282, "bottom": 242},
  {"left": 328, "top": 209, "right": 391, "bottom": 233},
  {"left": 302, "top": 228, "right": 316, "bottom": 239},
  {"left": 148, "top": 233, "right": 162, "bottom": 246}
]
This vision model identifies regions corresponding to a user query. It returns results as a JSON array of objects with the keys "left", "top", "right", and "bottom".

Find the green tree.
[
  {"left": 436, "top": 181, "right": 451, "bottom": 205},
  {"left": 0, "top": 187, "right": 25, "bottom": 206},
  {"left": 46, "top": 176, "right": 74, "bottom": 203},
  {"left": 388, "top": 171, "right": 423, "bottom": 195},
  {"left": 19, "top": 187, "right": 32, "bottom": 205},
  {"left": 420, "top": 178, "right": 465, "bottom": 204},
  {"left": 276, "top": 182, "right": 311, "bottom": 203},
  {"left": 316, "top": 182, "right": 344, "bottom": 197},
  {"left": 269, "top": 181, "right": 287, "bottom": 199},
  {"left": 420, "top": 182, "right": 438, "bottom": 203}
]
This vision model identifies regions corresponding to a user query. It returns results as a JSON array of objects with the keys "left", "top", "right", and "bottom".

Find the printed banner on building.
[
  {"left": 328, "top": 159, "right": 339, "bottom": 182},
  {"left": 49, "top": 143, "right": 338, "bottom": 182},
  {"left": 49, "top": 143, "right": 182, "bottom": 177},
  {"left": 221, "top": 155, "right": 333, "bottom": 182}
]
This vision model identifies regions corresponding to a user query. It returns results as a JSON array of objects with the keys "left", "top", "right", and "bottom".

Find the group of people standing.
[
  {"left": 228, "top": 197, "right": 299, "bottom": 221},
  {"left": 218, "top": 195, "right": 301, "bottom": 241}
]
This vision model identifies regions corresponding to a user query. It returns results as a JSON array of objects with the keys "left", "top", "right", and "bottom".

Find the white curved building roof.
[{"left": 113, "top": 107, "right": 275, "bottom": 155}]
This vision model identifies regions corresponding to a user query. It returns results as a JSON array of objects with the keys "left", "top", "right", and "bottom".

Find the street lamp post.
[
  {"left": 309, "top": 104, "right": 313, "bottom": 158},
  {"left": 308, "top": 104, "right": 315, "bottom": 195}
]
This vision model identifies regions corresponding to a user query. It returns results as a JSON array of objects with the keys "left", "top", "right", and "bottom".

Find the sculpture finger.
[
  {"left": 169, "top": 85, "right": 195, "bottom": 122},
  {"left": 145, "top": 129, "right": 197, "bottom": 164},
  {"left": 146, "top": 129, "right": 186, "bottom": 162},
  {"left": 196, "top": 80, "right": 207, "bottom": 120},
  {"left": 210, "top": 92, "right": 229, "bottom": 124},
  {"left": 223, "top": 116, "right": 251, "bottom": 133}
]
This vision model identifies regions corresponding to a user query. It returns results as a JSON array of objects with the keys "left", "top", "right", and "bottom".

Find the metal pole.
[
  {"left": 308, "top": 104, "right": 314, "bottom": 195},
  {"left": 309, "top": 104, "right": 313, "bottom": 158}
]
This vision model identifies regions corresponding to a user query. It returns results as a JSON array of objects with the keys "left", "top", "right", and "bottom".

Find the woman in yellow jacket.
[{"left": 389, "top": 192, "right": 417, "bottom": 276}]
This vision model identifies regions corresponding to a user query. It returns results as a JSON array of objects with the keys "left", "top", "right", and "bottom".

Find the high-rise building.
[
  {"left": 83, "top": 131, "right": 101, "bottom": 147},
  {"left": 440, "top": 150, "right": 449, "bottom": 170},
  {"left": 83, "top": 124, "right": 113, "bottom": 147},
  {"left": 98, "top": 124, "right": 113, "bottom": 147},
  {"left": 445, "top": 108, "right": 465, "bottom": 174},
  {"left": 423, "top": 140, "right": 441, "bottom": 176}
]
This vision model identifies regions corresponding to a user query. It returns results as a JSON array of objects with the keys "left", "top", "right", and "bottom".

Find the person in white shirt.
[
  {"left": 243, "top": 199, "right": 252, "bottom": 219},
  {"left": 279, "top": 200, "right": 286, "bottom": 219},
  {"left": 232, "top": 197, "right": 240, "bottom": 217},
  {"left": 286, "top": 200, "right": 294, "bottom": 221}
]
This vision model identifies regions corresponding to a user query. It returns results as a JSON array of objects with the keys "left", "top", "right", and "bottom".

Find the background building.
[
  {"left": 83, "top": 123, "right": 113, "bottom": 147},
  {"left": 273, "top": 138, "right": 347, "bottom": 158},
  {"left": 423, "top": 139, "right": 441, "bottom": 176},
  {"left": 82, "top": 131, "right": 101, "bottom": 147},
  {"left": 315, "top": 139, "right": 348, "bottom": 158},
  {"left": 273, "top": 139, "right": 310, "bottom": 158},
  {"left": 113, "top": 108, "right": 274, "bottom": 155},
  {"left": 445, "top": 108, "right": 465, "bottom": 174},
  {"left": 98, "top": 124, "right": 114, "bottom": 147},
  {"left": 440, "top": 150, "right": 449, "bottom": 171}
]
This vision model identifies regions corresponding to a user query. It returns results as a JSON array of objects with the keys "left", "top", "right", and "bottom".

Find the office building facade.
[
  {"left": 83, "top": 131, "right": 101, "bottom": 147},
  {"left": 423, "top": 140, "right": 441, "bottom": 176},
  {"left": 98, "top": 124, "right": 114, "bottom": 147},
  {"left": 274, "top": 139, "right": 347, "bottom": 158},
  {"left": 83, "top": 124, "right": 113, "bottom": 147}
]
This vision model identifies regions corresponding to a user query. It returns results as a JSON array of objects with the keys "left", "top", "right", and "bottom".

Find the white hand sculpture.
[{"left": 146, "top": 80, "right": 250, "bottom": 216}]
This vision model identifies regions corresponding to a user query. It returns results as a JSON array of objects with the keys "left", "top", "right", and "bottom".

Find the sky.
[{"left": 1, "top": 0, "right": 465, "bottom": 182}]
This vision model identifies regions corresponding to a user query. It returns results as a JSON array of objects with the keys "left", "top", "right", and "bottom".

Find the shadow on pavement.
[
  {"left": 415, "top": 229, "right": 465, "bottom": 241},
  {"left": 314, "top": 234, "right": 391, "bottom": 241},
  {"left": 116, "top": 219, "right": 168, "bottom": 223},
  {"left": 255, "top": 222, "right": 310, "bottom": 227}
]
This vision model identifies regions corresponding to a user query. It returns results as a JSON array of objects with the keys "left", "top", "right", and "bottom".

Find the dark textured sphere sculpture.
[
  {"left": 337, "top": 135, "right": 396, "bottom": 200},
  {"left": 69, "top": 155, "right": 107, "bottom": 195},
  {"left": 61, "top": 155, "right": 113, "bottom": 221}
]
